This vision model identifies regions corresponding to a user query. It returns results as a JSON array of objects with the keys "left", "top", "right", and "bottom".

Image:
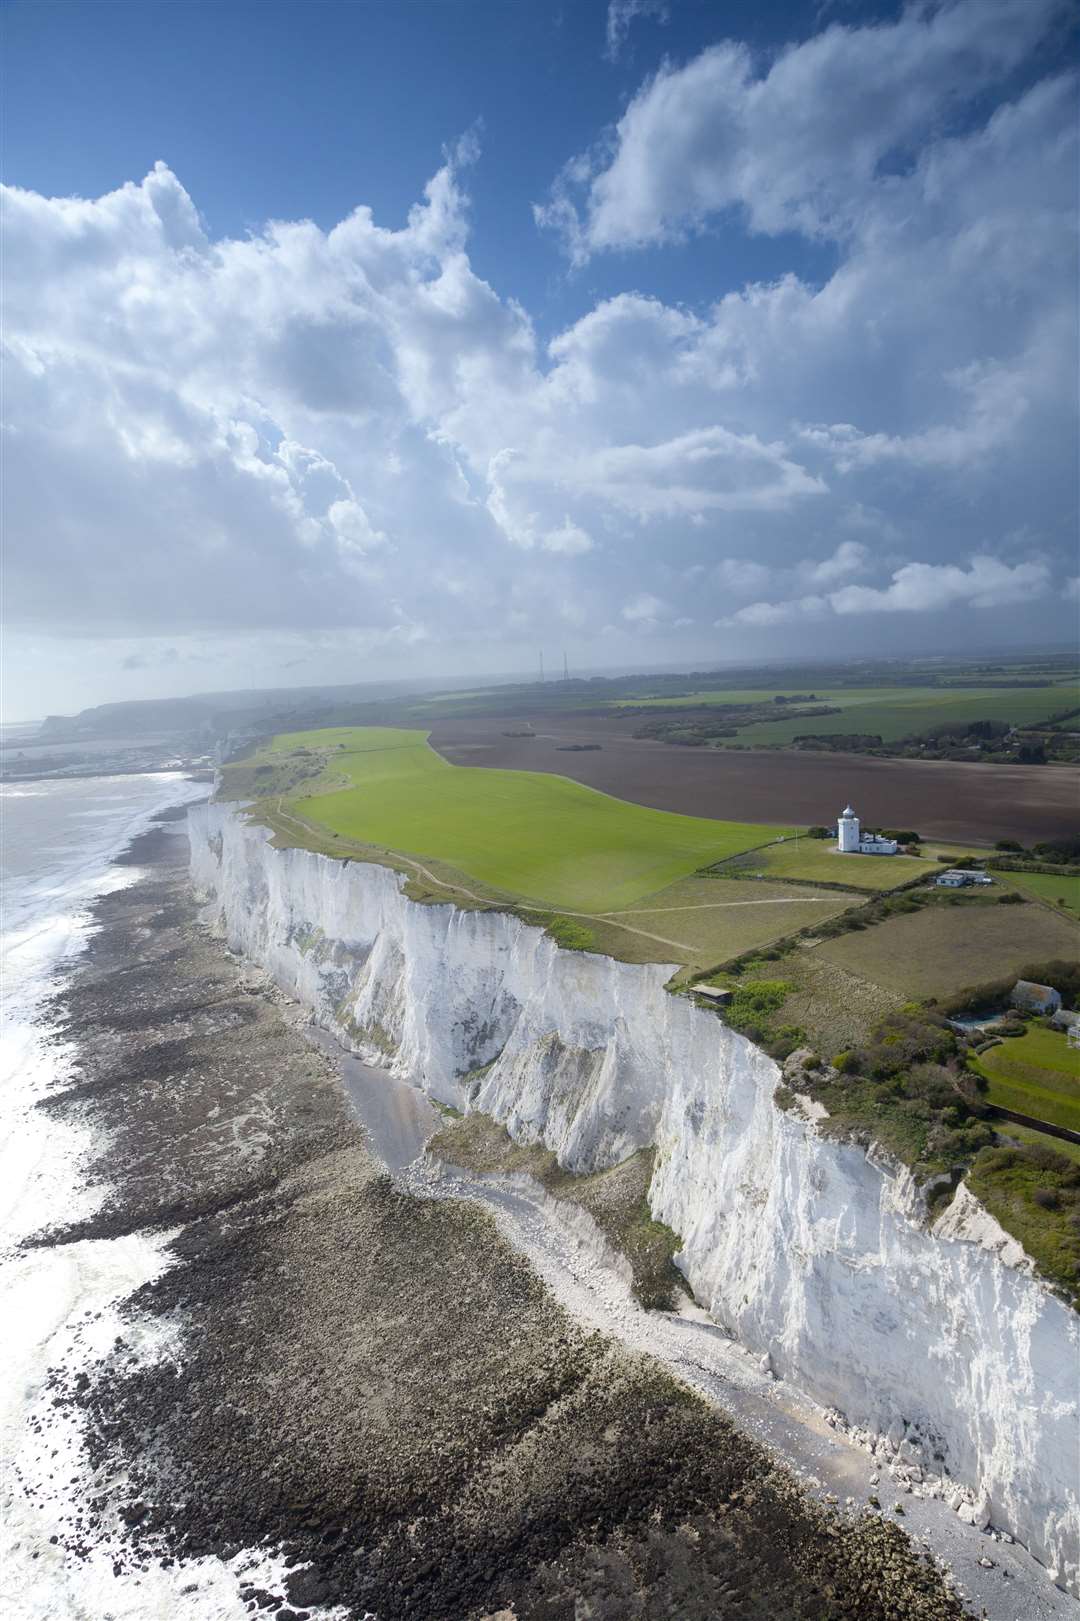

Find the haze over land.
[{"left": 3, "top": 0, "right": 1078, "bottom": 717}]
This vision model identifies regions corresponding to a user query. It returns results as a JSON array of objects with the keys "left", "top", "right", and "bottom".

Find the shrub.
[
  {"left": 545, "top": 916, "right": 596, "bottom": 951},
  {"left": 997, "top": 892, "right": 1024, "bottom": 904},
  {"left": 1033, "top": 1187, "right": 1060, "bottom": 1211}
]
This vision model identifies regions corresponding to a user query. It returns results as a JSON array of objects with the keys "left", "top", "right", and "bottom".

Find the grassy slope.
[
  {"left": 242, "top": 726, "right": 794, "bottom": 914},
  {"left": 972, "top": 1027, "right": 1080, "bottom": 1133},
  {"left": 814, "top": 900, "right": 1080, "bottom": 1000}
]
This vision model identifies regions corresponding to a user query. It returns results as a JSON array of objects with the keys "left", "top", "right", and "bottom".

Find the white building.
[{"left": 837, "top": 805, "right": 898, "bottom": 856}]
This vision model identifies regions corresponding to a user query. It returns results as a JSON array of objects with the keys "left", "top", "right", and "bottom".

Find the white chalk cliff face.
[{"left": 190, "top": 802, "right": 1079, "bottom": 1593}]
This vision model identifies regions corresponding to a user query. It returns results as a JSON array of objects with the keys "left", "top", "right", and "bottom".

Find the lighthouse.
[{"left": 838, "top": 805, "right": 860, "bottom": 853}]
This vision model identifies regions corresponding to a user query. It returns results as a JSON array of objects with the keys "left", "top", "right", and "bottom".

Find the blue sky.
[
  {"left": 5, "top": 0, "right": 849, "bottom": 331},
  {"left": 2, "top": 0, "right": 1077, "bottom": 714}
]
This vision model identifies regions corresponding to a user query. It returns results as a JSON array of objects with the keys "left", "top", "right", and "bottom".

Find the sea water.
[{"left": 0, "top": 767, "right": 319, "bottom": 1620}]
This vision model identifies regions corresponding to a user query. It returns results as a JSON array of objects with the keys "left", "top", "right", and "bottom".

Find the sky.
[{"left": 2, "top": 0, "right": 1077, "bottom": 719}]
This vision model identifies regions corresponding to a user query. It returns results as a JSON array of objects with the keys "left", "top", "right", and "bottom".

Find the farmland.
[
  {"left": 972, "top": 1026, "right": 1080, "bottom": 1134},
  {"left": 813, "top": 899, "right": 1080, "bottom": 1000},
  {"left": 225, "top": 726, "right": 794, "bottom": 914},
  {"left": 617, "top": 682, "right": 1080, "bottom": 748},
  {"left": 430, "top": 713, "right": 1080, "bottom": 846}
]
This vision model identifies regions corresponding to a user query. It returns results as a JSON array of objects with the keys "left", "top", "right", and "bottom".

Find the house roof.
[{"left": 1012, "top": 979, "right": 1060, "bottom": 1005}]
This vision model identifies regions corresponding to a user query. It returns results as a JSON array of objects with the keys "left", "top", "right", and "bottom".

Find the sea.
[{"left": 0, "top": 751, "right": 310, "bottom": 1619}]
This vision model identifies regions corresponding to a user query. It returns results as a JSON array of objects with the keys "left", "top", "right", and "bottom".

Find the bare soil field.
[
  {"left": 429, "top": 713, "right": 1080, "bottom": 847},
  {"left": 814, "top": 900, "right": 1080, "bottom": 1001}
]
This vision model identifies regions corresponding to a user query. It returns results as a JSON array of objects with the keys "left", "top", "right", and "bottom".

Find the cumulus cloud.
[
  {"left": 622, "top": 591, "right": 673, "bottom": 626},
  {"left": 2, "top": 0, "right": 1077, "bottom": 716},
  {"left": 541, "top": 0, "right": 1070, "bottom": 256},
  {"left": 725, "top": 554, "right": 1052, "bottom": 626}
]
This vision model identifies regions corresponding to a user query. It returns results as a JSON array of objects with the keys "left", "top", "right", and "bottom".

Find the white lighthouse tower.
[{"left": 838, "top": 805, "right": 860, "bottom": 853}]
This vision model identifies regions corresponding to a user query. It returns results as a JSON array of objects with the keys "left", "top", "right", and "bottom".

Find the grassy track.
[
  {"left": 243, "top": 727, "right": 794, "bottom": 913},
  {"left": 972, "top": 1027, "right": 1080, "bottom": 1133}
]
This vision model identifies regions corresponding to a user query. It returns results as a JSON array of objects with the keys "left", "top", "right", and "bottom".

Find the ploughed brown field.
[{"left": 428, "top": 711, "right": 1080, "bottom": 846}]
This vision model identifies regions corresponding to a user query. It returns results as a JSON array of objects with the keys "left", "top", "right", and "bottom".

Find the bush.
[
  {"left": 545, "top": 916, "right": 596, "bottom": 952},
  {"left": 998, "top": 892, "right": 1024, "bottom": 904},
  {"left": 995, "top": 839, "right": 1024, "bottom": 853},
  {"left": 1033, "top": 1187, "right": 1060, "bottom": 1211}
]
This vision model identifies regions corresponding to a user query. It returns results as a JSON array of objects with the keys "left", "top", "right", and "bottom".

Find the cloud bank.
[{"left": 2, "top": 0, "right": 1076, "bottom": 713}]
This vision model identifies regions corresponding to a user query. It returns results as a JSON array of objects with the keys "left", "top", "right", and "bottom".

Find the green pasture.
[
  {"left": 617, "top": 684, "right": 1080, "bottom": 746},
  {"left": 718, "top": 838, "right": 939, "bottom": 891},
  {"left": 1005, "top": 870, "right": 1080, "bottom": 921},
  {"left": 248, "top": 727, "right": 794, "bottom": 913},
  {"left": 972, "top": 1026, "right": 1080, "bottom": 1134}
]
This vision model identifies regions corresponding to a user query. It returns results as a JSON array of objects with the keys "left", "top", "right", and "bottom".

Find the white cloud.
[
  {"left": 542, "top": 0, "right": 1069, "bottom": 257},
  {"left": 604, "top": 0, "right": 668, "bottom": 62},
  {"left": 2, "top": 1, "right": 1076, "bottom": 716},
  {"left": 725, "top": 553, "right": 1054, "bottom": 626},
  {"left": 543, "top": 518, "right": 594, "bottom": 555},
  {"left": 622, "top": 591, "right": 672, "bottom": 625},
  {"left": 829, "top": 554, "right": 1051, "bottom": 614},
  {"left": 802, "top": 540, "right": 867, "bottom": 585}
]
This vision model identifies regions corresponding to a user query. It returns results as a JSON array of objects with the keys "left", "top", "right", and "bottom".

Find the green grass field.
[
  {"left": 717, "top": 838, "right": 940, "bottom": 891},
  {"left": 618, "top": 683, "right": 1080, "bottom": 747},
  {"left": 240, "top": 727, "right": 794, "bottom": 913},
  {"left": 1005, "top": 870, "right": 1080, "bottom": 921},
  {"left": 972, "top": 1026, "right": 1080, "bottom": 1133}
]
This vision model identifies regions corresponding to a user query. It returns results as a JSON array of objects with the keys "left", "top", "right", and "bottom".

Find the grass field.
[
  {"left": 1004, "top": 869, "right": 1080, "bottom": 921},
  {"left": 618, "top": 684, "right": 1080, "bottom": 747},
  {"left": 814, "top": 900, "right": 1080, "bottom": 1000},
  {"left": 716, "top": 838, "right": 941, "bottom": 891},
  {"left": 971, "top": 1026, "right": 1080, "bottom": 1133},
  {"left": 233, "top": 727, "right": 794, "bottom": 914}
]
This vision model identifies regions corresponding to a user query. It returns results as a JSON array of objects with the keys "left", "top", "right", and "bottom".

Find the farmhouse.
[
  {"left": 836, "top": 805, "right": 898, "bottom": 856},
  {"left": 1011, "top": 979, "right": 1062, "bottom": 1014}
]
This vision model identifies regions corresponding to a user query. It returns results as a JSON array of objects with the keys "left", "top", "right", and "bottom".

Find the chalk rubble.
[{"left": 190, "top": 801, "right": 1080, "bottom": 1595}]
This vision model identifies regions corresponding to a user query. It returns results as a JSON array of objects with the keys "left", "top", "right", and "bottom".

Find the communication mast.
[
  {"left": 539, "top": 650, "right": 545, "bottom": 684},
  {"left": 562, "top": 650, "right": 569, "bottom": 682}
]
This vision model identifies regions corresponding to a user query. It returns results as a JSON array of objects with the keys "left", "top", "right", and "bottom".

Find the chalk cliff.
[{"left": 190, "top": 801, "right": 1079, "bottom": 1593}]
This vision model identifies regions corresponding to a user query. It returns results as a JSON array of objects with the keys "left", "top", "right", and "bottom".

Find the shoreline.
[{"left": 5, "top": 808, "right": 1068, "bottom": 1618}]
